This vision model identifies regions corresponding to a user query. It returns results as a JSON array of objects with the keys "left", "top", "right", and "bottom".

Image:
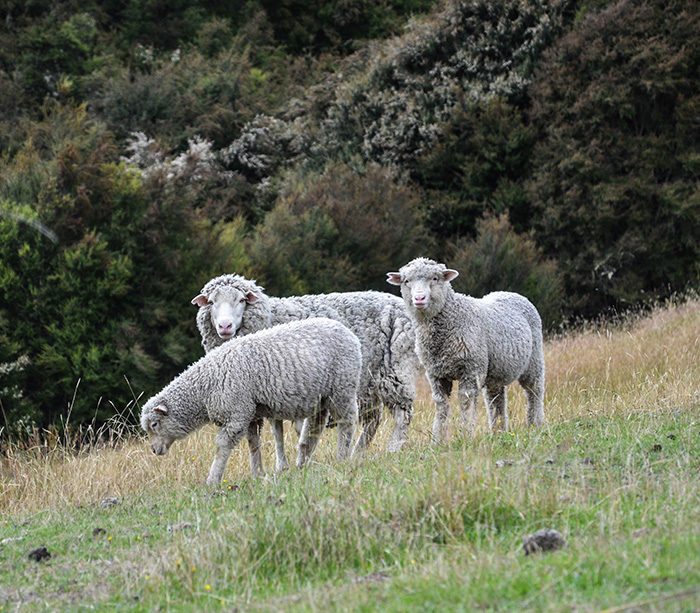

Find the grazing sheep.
[
  {"left": 191, "top": 274, "right": 420, "bottom": 464},
  {"left": 387, "top": 257, "right": 544, "bottom": 442},
  {"left": 140, "top": 318, "right": 361, "bottom": 485}
]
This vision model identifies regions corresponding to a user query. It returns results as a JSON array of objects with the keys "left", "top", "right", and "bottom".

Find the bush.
[
  {"left": 527, "top": 0, "right": 700, "bottom": 316},
  {"left": 16, "top": 11, "right": 99, "bottom": 102},
  {"left": 448, "top": 214, "right": 564, "bottom": 329},
  {"left": 258, "top": 0, "right": 437, "bottom": 54},
  {"left": 0, "top": 104, "right": 222, "bottom": 431},
  {"left": 87, "top": 45, "right": 258, "bottom": 148},
  {"left": 251, "top": 162, "right": 429, "bottom": 295},
  {"left": 415, "top": 99, "right": 535, "bottom": 240},
  {"left": 320, "top": 0, "right": 574, "bottom": 169}
]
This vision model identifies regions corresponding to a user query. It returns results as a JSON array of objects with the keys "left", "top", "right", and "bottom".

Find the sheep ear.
[
  {"left": 245, "top": 291, "right": 260, "bottom": 304},
  {"left": 191, "top": 294, "right": 210, "bottom": 307},
  {"left": 153, "top": 405, "right": 168, "bottom": 416},
  {"left": 386, "top": 272, "right": 403, "bottom": 286},
  {"left": 443, "top": 269, "right": 459, "bottom": 282}
]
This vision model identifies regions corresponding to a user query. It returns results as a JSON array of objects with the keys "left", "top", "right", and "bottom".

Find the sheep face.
[
  {"left": 140, "top": 401, "right": 178, "bottom": 456},
  {"left": 387, "top": 258, "right": 458, "bottom": 316},
  {"left": 191, "top": 286, "right": 259, "bottom": 340}
]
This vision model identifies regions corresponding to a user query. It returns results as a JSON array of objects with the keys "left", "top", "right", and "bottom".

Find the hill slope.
[{"left": 1, "top": 299, "right": 698, "bottom": 610}]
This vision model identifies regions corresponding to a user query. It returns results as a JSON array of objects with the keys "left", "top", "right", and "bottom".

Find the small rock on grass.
[
  {"left": 522, "top": 529, "right": 566, "bottom": 556},
  {"left": 28, "top": 546, "right": 51, "bottom": 562},
  {"left": 352, "top": 571, "right": 390, "bottom": 584},
  {"left": 167, "top": 522, "right": 194, "bottom": 533},
  {"left": 100, "top": 497, "right": 120, "bottom": 508}
]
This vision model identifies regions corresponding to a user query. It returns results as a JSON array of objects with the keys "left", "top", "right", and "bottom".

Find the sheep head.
[
  {"left": 192, "top": 277, "right": 260, "bottom": 340},
  {"left": 140, "top": 399, "right": 178, "bottom": 456},
  {"left": 387, "top": 257, "right": 458, "bottom": 317}
]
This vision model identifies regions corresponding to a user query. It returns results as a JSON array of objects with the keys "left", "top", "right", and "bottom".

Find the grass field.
[{"left": 1, "top": 299, "right": 698, "bottom": 611}]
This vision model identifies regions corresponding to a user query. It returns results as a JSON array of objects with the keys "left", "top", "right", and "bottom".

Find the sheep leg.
[
  {"left": 247, "top": 418, "right": 265, "bottom": 478},
  {"left": 296, "top": 407, "right": 329, "bottom": 468},
  {"left": 271, "top": 419, "right": 291, "bottom": 472},
  {"left": 430, "top": 377, "right": 453, "bottom": 443},
  {"left": 519, "top": 373, "right": 545, "bottom": 427},
  {"left": 483, "top": 385, "right": 507, "bottom": 432},
  {"left": 207, "top": 423, "right": 247, "bottom": 485},
  {"left": 352, "top": 404, "right": 381, "bottom": 454},
  {"left": 335, "top": 397, "right": 358, "bottom": 460},
  {"left": 386, "top": 404, "right": 413, "bottom": 453},
  {"left": 457, "top": 383, "right": 479, "bottom": 436}
]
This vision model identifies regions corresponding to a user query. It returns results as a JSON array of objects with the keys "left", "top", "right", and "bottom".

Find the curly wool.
[
  {"left": 195, "top": 274, "right": 421, "bottom": 452},
  {"left": 141, "top": 318, "right": 361, "bottom": 484},
  {"left": 391, "top": 257, "right": 545, "bottom": 440}
]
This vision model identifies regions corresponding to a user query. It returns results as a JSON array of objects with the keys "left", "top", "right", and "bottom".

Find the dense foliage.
[
  {"left": 0, "top": 105, "right": 234, "bottom": 427},
  {"left": 0, "top": 0, "right": 697, "bottom": 429},
  {"left": 527, "top": 0, "right": 700, "bottom": 313}
]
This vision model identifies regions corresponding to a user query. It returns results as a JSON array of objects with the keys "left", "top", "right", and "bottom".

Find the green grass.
[{"left": 1, "top": 300, "right": 699, "bottom": 611}]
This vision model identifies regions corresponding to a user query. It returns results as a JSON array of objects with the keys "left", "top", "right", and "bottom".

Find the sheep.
[
  {"left": 191, "top": 274, "right": 421, "bottom": 467},
  {"left": 140, "top": 318, "right": 361, "bottom": 485},
  {"left": 387, "top": 257, "right": 545, "bottom": 442}
]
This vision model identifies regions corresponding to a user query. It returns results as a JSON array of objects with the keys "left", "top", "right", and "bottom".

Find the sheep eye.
[
  {"left": 240, "top": 297, "right": 246, "bottom": 303},
  {"left": 432, "top": 276, "right": 439, "bottom": 282},
  {"left": 150, "top": 422, "right": 159, "bottom": 431}
]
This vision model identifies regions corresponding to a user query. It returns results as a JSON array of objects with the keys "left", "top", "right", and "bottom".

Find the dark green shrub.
[
  {"left": 16, "top": 12, "right": 99, "bottom": 102},
  {"left": 0, "top": 105, "right": 224, "bottom": 431},
  {"left": 251, "top": 162, "right": 429, "bottom": 295},
  {"left": 448, "top": 214, "right": 564, "bottom": 329},
  {"left": 87, "top": 47, "right": 256, "bottom": 148},
  {"left": 415, "top": 99, "right": 535, "bottom": 240},
  {"left": 259, "top": 0, "right": 437, "bottom": 54},
  {"left": 527, "top": 0, "right": 700, "bottom": 315},
  {"left": 195, "top": 17, "right": 235, "bottom": 57}
]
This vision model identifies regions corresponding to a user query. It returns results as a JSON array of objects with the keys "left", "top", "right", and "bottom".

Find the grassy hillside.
[{"left": 1, "top": 299, "right": 698, "bottom": 610}]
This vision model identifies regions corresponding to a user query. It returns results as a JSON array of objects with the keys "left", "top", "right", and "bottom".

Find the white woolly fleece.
[
  {"left": 141, "top": 317, "right": 362, "bottom": 483},
  {"left": 194, "top": 274, "right": 421, "bottom": 453},
  {"left": 391, "top": 257, "right": 545, "bottom": 440}
]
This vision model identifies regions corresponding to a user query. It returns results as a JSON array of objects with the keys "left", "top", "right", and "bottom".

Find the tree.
[{"left": 527, "top": 0, "right": 700, "bottom": 315}]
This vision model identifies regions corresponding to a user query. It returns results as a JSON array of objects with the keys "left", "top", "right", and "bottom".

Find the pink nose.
[
  {"left": 414, "top": 294, "right": 427, "bottom": 303},
  {"left": 218, "top": 321, "right": 233, "bottom": 334}
]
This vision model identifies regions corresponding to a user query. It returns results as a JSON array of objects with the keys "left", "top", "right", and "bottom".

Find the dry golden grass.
[{"left": 1, "top": 298, "right": 697, "bottom": 517}]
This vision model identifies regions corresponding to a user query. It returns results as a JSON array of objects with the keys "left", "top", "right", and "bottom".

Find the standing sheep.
[
  {"left": 387, "top": 257, "right": 544, "bottom": 442},
  {"left": 191, "top": 274, "right": 420, "bottom": 466},
  {"left": 140, "top": 318, "right": 361, "bottom": 485}
]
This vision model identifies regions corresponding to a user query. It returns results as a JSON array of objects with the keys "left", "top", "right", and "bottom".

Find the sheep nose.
[
  {"left": 414, "top": 293, "right": 427, "bottom": 303},
  {"left": 218, "top": 321, "right": 234, "bottom": 333}
]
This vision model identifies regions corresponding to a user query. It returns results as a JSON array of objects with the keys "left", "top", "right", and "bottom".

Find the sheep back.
[
  {"left": 147, "top": 317, "right": 362, "bottom": 430},
  {"left": 194, "top": 277, "right": 419, "bottom": 410}
]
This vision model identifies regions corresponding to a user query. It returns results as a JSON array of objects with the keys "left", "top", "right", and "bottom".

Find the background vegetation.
[{"left": 0, "top": 0, "right": 698, "bottom": 428}]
